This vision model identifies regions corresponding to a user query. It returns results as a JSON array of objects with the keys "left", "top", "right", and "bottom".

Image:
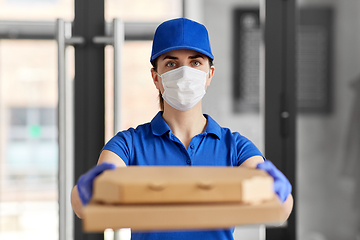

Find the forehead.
[{"left": 158, "top": 49, "right": 207, "bottom": 60}]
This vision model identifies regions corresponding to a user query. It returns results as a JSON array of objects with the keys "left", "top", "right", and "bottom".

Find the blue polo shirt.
[
  {"left": 102, "top": 111, "right": 263, "bottom": 240},
  {"left": 103, "top": 111, "right": 262, "bottom": 167}
]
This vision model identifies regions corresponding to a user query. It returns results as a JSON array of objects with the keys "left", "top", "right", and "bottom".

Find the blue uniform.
[{"left": 102, "top": 111, "right": 263, "bottom": 240}]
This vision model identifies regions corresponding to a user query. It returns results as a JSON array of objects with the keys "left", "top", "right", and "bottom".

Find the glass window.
[
  {"left": 40, "top": 108, "right": 57, "bottom": 126},
  {"left": 104, "top": 1, "right": 183, "bottom": 141},
  {"left": 0, "top": 0, "right": 73, "bottom": 21},
  {"left": 0, "top": 40, "right": 58, "bottom": 240},
  {"left": 10, "top": 108, "right": 27, "bottom": 126},
  {"left": 7, "top": 0, "right": 57, "bottom": 4},
  {"left": 121, "top": 41, "right": 160, "bottom": 129},
  {"left": 105, "top": 0, "right": 182, "bottom": 22}
]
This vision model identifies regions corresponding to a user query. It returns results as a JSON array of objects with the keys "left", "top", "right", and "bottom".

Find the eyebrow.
[
  {"left": 162, "top": 55, "right": 178, "bottom": 60},
  {"left": 189, "top": 54, "right": 205, "bottom": 59},
  {"left": 162, "top": 54, "right": 205, "bottom": 60}
]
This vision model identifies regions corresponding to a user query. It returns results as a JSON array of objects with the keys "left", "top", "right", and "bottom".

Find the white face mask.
[{"left": 157, "top": 66, "right": 209, "bottom": 111}]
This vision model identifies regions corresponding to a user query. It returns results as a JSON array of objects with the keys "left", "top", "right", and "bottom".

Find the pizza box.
[{"left": 91, "top": 166, "right": 274, "bottom": 205}]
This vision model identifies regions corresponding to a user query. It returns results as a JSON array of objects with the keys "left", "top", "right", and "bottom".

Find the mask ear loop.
[
  {"left": 206, "top": 64, "right": 214, "bottom": 78},
  {"left": 156, "top": 72, "right": 167, "bottom": 98},
  {"left": 206, "top": 70, "right": 210, "bottom": 78},
  {"left": 204, "top": 68, "right": 212, "bottom": 93}
]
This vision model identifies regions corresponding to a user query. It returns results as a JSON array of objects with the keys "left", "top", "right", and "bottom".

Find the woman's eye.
[
  {"left": 166, "top": 62, "right": 176, "bottom": 67},
  {"left": 192, "top": 61, "right": 201, "bottom": 67}
]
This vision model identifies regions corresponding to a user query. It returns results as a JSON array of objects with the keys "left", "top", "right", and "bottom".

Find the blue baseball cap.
[{"left": 150, "top": 18, "right": 214, "bottom": 62}]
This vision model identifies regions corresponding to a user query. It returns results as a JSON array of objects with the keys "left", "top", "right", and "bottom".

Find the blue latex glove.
[
  {"left": 256, "top": 160, "right": 292, "bottom": 203},
  {"left": 77, "top": 162, "right": 116, "bottom": 205}
]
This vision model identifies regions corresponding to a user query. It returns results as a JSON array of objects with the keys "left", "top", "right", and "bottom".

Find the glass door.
[
  {"left": 104, "top": 0, "right": 183, "bottom": 139},
  {"left": 296, "top": 1, "right": 360, "bottom": 239},
  {"left": 200, "top": 1, "right": 296, "bottom": 239},
  {"left": 0, "top": 39, "right": 59, "bottom": 240},
  {"left": 0, "top": 1, "right": 74, "bottom": 240}
]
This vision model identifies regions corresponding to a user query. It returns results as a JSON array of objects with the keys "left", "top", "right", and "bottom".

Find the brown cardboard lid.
[{"left": 92, "top": 166, "right": 274, "bottom": 205}]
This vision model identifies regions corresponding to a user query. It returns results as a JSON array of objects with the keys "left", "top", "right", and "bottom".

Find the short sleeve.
[
  {"left": 101, "top": 129, "right": 134, "bottom": 166},
  {"left": 233, "top": 132, "right": 264, "bottom": 166}
]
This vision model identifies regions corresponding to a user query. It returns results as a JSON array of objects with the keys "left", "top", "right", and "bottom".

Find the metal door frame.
[{"left": 261, "top": 0, "right": 297, "bottom": 239}]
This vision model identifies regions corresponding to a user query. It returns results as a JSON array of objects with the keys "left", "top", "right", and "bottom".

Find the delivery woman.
[{"left": 71, "top": 17, "right": 293, "bottom": 240}]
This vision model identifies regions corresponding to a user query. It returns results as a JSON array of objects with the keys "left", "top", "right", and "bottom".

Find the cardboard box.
[
  {"left": 83, "top": 167, "right": 284, "bottom": 232},
  {"left": 92, "top": 166, "right": 274, "bottom": 204},
  {"left": 83, "top": 198, "right": 285, "bottom": 232}
]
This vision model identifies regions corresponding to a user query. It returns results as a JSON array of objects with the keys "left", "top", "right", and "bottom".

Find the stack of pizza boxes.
[{"left": 82, "top": 166, "right": 285, "bottom": 232}]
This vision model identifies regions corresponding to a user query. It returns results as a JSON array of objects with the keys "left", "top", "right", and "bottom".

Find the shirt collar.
[
  {"left": 203, "top": 114, "right": 221, "bottom": 140},
  {"left": 151, "top": 111, "right": 221, "bottom": 139},
  {"left": 151, "top": 111, "right": 171, "bottom": 136}
]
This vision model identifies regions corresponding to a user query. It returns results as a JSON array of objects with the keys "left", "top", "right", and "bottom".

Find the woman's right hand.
[{"left": 77, "top": 162, "right": 116, "bottom": 205}]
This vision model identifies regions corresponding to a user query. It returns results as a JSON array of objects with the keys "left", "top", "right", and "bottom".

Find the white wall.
[
  {"left": 202, "top": 0, "right": 263, "bottom": 151},
  {"left": 202, "top": 0, "right": 360, "bottom": 240}
]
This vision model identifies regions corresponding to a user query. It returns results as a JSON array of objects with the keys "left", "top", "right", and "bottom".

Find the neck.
[{"left": 162, "top": 103, "right": 207, "bottom": 149}]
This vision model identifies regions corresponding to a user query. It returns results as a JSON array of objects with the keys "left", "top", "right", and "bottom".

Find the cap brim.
[{"left": 150, "top": 46, "right": 214, "bottom": 62}]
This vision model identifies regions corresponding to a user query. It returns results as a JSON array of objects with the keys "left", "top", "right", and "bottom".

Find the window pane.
[
  {"left": 40, "top": 108, "right": 57, "bottom": 126},
  {"left": 105, "top": 42, "right": 160, "bottom": 142},
  {"left": 0, "top": 40, "right": 58, "bottom": 240},
  {"left": 105, "top": 0, "right": 182, "bottom": 22},
  {"left": 0, "top": 0, "right": 74, "bottom": 21},
  {"left": 104, "top": 1, "right": 183, "bottom": 140},
  {"left": 10, "top": 108, "right": 27, "bottom": 126},
  {"left": 121, "top": 42, "right": 160, "bottom": 129}
]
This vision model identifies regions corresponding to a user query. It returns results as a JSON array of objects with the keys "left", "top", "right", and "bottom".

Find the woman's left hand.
[{"left": 256, "top": 160, "right": 292, "bottom": 203}]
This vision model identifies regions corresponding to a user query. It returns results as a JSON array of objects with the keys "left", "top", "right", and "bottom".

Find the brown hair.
[{"left": 151, "top": 57, "right": 214, "bottom": 111}]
